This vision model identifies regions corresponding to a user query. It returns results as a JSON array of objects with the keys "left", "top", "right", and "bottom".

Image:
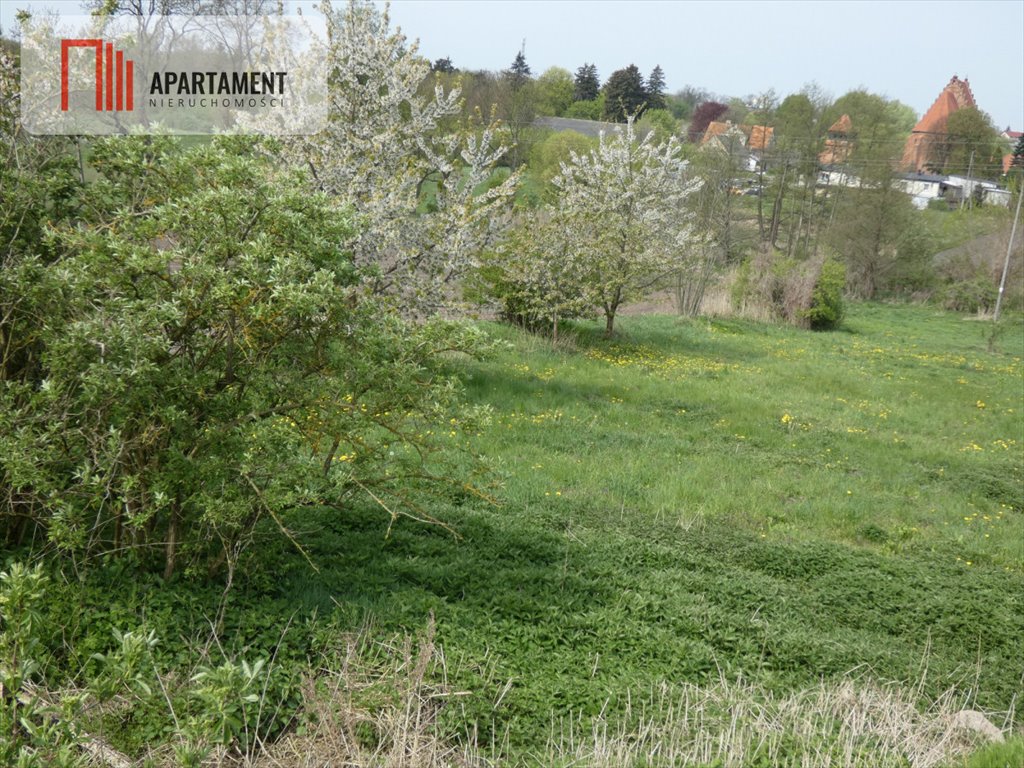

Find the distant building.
[
  {"left": 1002, "top": 128, "right": 1023, "bottom": 175},
  {"left": 701, "top": 120, "right": 746, "bottom": 149},
  {"left": 819, "top": 114, "right": 853, "bottom": 166},
  {"left": 901, "top": 76, "right": 977, "bottom": 173},
  {"left": 744, "top": 124, "right": 774, "bottom": 170}
]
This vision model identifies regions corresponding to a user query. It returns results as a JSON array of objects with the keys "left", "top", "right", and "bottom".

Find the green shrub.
[
  {"left": 564, "top": 98, "right": 603, "bottom": 121},
  {"left": 804, "top": 258, "right": 846, "bottom": 330},
  {"left": 940, "top": 276, "right": 999, "bottom": 313}
]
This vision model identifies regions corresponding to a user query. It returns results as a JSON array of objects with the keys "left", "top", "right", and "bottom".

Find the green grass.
[
  {"left": 44, "top": 303, "right": 1024, "bottom": 760},
  {"left": 919, "top": 204, "right": 1012, "bottom": 254},
  {"left": 259, "top": 303, "right": 1023, "bottom": 748}
]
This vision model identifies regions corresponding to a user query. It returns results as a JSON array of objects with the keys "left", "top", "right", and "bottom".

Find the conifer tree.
[
  {"left": 508, "top": 47, "right": 531, "bottom": 88},
  {"left": 602, "top": 64, "right": 646, "bottom": 122},
  {"left": 647, "top": 65, "right": 667, "bottom": 111},
  {"left": 573, "top": 63, "right": 600, "bottom": 102}
]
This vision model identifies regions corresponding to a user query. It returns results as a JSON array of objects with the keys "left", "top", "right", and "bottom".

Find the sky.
[{"left": 4, "top": 0, "right": 1023, "bottom": 132}]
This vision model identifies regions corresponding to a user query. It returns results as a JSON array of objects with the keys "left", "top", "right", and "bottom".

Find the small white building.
[
  {"left": 817, "top": 166, "right": 861, "bottom": 189},
  {"left": 896, "top": 172, "right": 945, "bottom": 209},
  {"left": 944, "top": 175, "right": 1009, "bottom": 208}
]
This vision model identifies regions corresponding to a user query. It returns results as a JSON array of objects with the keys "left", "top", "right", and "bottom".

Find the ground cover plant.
[{"left": 5, "top": 303, "right": 1020, "bottom": 765}]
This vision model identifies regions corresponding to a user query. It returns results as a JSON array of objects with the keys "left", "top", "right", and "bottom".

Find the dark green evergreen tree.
[
  {"left": 602, "top": 64, "right": 646, "bottom": 122},
  {"left": 507, "top": 48, "right": 531, "bottom": 89},
  {"left": 646, "top": 65, "right": 666, "bottom": 111},
  {"left": 431, "top": 57, "right": 455, "bottom": 73},
  {"left": 573, "top": 63, "right": 600, "bottom": 102}
]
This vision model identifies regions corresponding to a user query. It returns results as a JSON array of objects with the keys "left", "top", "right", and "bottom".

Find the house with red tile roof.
[
  {"left": 819, "top": 114, "right": 853, "bottom": 166},
  {"left": 701, "top": 120, "right": 745, "bottom": 148}
]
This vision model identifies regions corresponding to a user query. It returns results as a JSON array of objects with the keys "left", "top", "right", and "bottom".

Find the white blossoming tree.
[
  {"left": 483, "top": 209, "right": 595, "bottom": 343},
  {"left": 552, "top": 117, "right": 703, "bottom": 335},
  {"left": 248, "top": 0, "right": 519, "bottom": 314}
]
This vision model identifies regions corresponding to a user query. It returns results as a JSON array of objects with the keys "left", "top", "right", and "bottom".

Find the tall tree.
[
  {"left": 687, "top": 100, "right": 728, "bottom": 142},
  {"left": 507, "top": 46, "right": 531, "bottom": 87},
  {"left": 242, "top": 0, "right": 519, "bottom": 312},
  {"left": 827, "top": 185, "right": 927, "bottom": 299},
  {"left": 823, "top": 90, "right": 913, "bottom": 184},
  {"left": 500, "top": 53, "right": 537, "bottom": 166},
  {"left": 551, "top": 117, "right": 702, "bottom": 335},
  {"left": 602, "top": 64, "right": 647, "bottom": 122},
  {"left": 431, "top": 56, "right": 455, "bottom": 73},
  {"left": 573, "top": 63, "right": 600, "bottom": 102},
  {"left": 941, "top": 107, "right": 1003, "bottom": 180},
  {"left": 646, "top": 65, "right": 667, "bottom": 111},
  {"left": 535, "top": 66, "right": 575, "bottom": 117}
]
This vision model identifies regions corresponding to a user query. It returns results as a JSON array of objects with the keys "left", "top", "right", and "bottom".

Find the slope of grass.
[
  {"left": 38, "top": 303, "right": 1024, "bottom": 761},
  {"left": 258, "top": 303, "right": 1022, "bottom": 751}
]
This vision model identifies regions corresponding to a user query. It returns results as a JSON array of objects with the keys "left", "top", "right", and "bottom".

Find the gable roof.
[
  {"left": 746, "top": 125, "right": 774, "bottom": 151},
  {"left": 828, "top": 114, "right": 852, "bottom": 135},
  {"left": 911, "top": 75, "right": 976, "bottom": 136},
  {"left": 701, "top": 120, "right": 735, "bottom": 145},
  {"left": 902, "top": 76, "right": 978, "bottom": 172}
]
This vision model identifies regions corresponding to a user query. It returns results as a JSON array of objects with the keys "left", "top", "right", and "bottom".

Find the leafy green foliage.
[
  {"left": 958, "top": 738, "right": 1024, "bottom": 768},
  {"left": 0, "top": 564, "right": 83, "bottom": 766},
  {"left": 564, "top": 96, "right": 604, "bottom": 121},
  {"left": 941, "top": 107, "right": 1003, "bottom": 180},
  {"left": 0, "top": 136, "right": 491, "bottom": 578},
  {"left": 527, "top": 129, "right": 598, "bottom": 183},
  {"left": 535, "top": 66, "right": 575, "bottom": 117},
  {"left": 804, "top": 259, "right": 846, "bottom": 330},
  {"left": 635, "top": 108, "right": 679, "bottom": 144}
]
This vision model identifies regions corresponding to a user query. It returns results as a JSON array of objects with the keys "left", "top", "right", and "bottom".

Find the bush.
[
  {"left": 564, "top": 98, "right": 603, "bottom": 121},
  {"left": 730, "top": 251, "right": 844, "bottom": 330},
  {"left": 0, "top": 137, "right": 490, "bottom": 579},
  {"left": 939, "top": 277, "right": 999, "bottom": 313},
  {"left": 804, "top": 259, "right": 846, "bottom": 330},
  {"left": 527, "top": 130, "right": 597, "bottom": 184}
]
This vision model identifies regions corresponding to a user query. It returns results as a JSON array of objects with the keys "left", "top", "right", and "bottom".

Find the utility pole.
[
  {"left": 961, "top": 150, "right": 975, "bottom": 211},
  {"left": 993, "top": 184, "right": 1023, "bottom": 323}
]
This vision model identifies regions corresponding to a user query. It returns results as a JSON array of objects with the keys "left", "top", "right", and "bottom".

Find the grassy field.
[{"left": 50, "top": 302, "right": 1023, "bottom": 764}]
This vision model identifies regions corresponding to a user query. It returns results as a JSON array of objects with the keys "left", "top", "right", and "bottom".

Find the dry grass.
[
  {"left": 234, "top": 624, "right": 1008, "bottom": 768},
  {"left": 541, "top": 676, "right": 1003, "bottom": 768},
  {"left": 251, "top": 616, "right": 486, "bottom": 768}
]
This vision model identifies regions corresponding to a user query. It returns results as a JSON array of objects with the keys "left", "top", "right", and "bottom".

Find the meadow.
[{"left": 32, "top": 302, "right": 1023, "bottom": 765}]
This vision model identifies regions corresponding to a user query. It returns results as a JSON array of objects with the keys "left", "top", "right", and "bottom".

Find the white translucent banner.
[{"left": 20, "top": 14, "right": 328, "bottom": 135}]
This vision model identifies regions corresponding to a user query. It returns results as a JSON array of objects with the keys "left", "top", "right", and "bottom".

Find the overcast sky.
[{"left": 4, "top": 0, "right": 1023, "bottom": 131}]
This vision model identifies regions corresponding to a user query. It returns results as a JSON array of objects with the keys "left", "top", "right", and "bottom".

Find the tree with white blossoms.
[
  {"left": 483, "top": 209, "right": 595, "bottom": 343},
  {"left": 552, "top": 116, "right": 703, "bottom": 336},
  {"left": 246, "top": 0, "right": 519, "bottom": 315}
]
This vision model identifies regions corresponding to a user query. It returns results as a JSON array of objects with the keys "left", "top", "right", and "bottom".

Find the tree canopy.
[
  {"left": 602, "top": 64, "right": 647, "bottom": 122},
  {"left": 573, "top": 63, "right": 600, "bottom": 102},
  {"left": 688, "top": 101, "right": 729, "bottom": 142},
  {"left": 646, "top": 65, "right": 667, "bottom": 111}
]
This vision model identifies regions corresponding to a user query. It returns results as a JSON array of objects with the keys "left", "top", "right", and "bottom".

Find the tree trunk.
[
  {"left": 163, "top": 504, "right": 180, "bottom": 580},
  {"left": 604, "top": 311, "right": 616, "bottom": 337}
]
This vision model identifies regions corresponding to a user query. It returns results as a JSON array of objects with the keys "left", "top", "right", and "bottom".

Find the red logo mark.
[{"left": 61, "top": 39, "right": 134, "bottom": 112}]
